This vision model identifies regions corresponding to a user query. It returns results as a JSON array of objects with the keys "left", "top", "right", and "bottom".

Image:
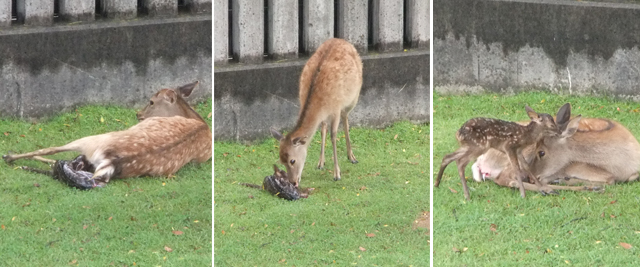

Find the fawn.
[
  {"left": 435, "top": 104, "right": 573, "bottom": 200},
  {"left": 473, "top": 112, "right": 640, "bottom": 190},
  {"left": 3, "top": 81, "right": 212, "bottom": 188},
  {"left": 270, "top": 38, "right": 362, "bottom": 187}
]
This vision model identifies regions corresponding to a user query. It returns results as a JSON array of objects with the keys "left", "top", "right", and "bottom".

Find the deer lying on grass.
[
  {"left": 472, "top": 110, "right": 640, "bottom": 190},
  {"left": 3, "top": 81, "right": 212, "bottom": 188},
  {"left": 435, "top": 104, "right": 574, "bottom": 200},
  {"left": 270, "top": 38, "right": 362, "bottom": 187}
]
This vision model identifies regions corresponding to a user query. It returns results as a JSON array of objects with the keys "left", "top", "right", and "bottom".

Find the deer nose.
[{"left": 136, "top": 112, "right": 144, "bottom": 121}]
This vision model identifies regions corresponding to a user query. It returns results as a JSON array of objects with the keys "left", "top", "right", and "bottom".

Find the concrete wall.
[
  {"left": 0, "top": 15, "right": 212, "bottom": 118},
  {"left": 434, "top": 0, "right": 640, "bottom": 97},
  {"left": 214, "top": 50, "right": 430, "bottom": 141}
]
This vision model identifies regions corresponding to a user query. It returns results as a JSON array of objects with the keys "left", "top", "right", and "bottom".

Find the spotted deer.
[
  {"left": 3, "top": 81, "right": 212, "bottom": 188},
  {"left": 435, "top": 104, "right": 573, "bottom": 200},
  {"left": 270, "top": 38, "right": 362, "bottom": 187},
  {"left": 473, "top": 111, "right": 640, "bottom": 191}
]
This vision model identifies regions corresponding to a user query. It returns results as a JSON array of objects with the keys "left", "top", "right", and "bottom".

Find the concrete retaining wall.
[
  {"left": 0, "top": 15, "right": 212, "bottom": 118},
  {"left": 434, "top": 0, "right": 640, "bottom": 97},
  {"left": 214, "top": 50, "right": 430, "bottom": 141}
]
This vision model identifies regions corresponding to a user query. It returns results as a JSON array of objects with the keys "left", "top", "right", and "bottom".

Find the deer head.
[
  {"left": 137, "top": 81, "right": 204, "bottom": 122},
  {"left": 271, "top": 128, "right": 308, "bottom": 187}
]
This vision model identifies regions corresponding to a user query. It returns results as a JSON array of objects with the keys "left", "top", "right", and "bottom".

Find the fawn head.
[
  {"left": 273, "top": 164, "right": 288, "bottom": 180},
  {"left": 270, "top": 128, "right": 308, "bottom": 187},
  {"left": 137, "top": 81, "right": 204, "bottom": 122},
  {"left": 524, "top": 104, "right": 566, "bottom": 137}
]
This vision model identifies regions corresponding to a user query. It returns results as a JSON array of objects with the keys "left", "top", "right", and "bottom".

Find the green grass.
[
  {"left": 0, "top": 100, "right": 212, "bottom": 266},
  {"left": 433, "top": 90, "right": 640, "bottom": 266},
  {"left": 214, "top": 121, "right": 429, "bottom": 266}
]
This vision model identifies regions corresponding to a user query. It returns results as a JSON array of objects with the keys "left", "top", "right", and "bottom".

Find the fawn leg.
[
  {"left": 330, "top": 116, "right": 342, "bottom": 181},
  {"left": 20, "top": 166, "right": 53, "bottom": 176},
  {"left": 456, "top": 157, "right": 472, "bottom": 201},
  {"left": 435, "top": 147, "right": 468, "bottom": 187},
  {"left": 341, "top": 112, "right": 358, "bottom": 164},
  {"left": 317, "top": 121, "right": 327, "bottom": 169},
  {"left": 504, "top": 148, "right": 526, "bottom": 198}
]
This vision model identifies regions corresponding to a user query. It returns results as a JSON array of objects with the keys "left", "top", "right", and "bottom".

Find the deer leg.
[
  {"left": 3, "top": 143, "right": 79, "bottom": 163},
  {"left": 91, "top": 160, "right": 115, "bottom": 187},
  {"left": 456, "top": 156, "right": 472, "bottom": 201},
  {"left": 341, "top": 112, "right": 358, "bottom": 164},
  {"left": 32, "top": 156, "right": 57, "bottom": 164},
  {"left": 504, "top": 148, "right": 526, "bottom": 198},
  {"left": 330, "top": 116, "right": 342, "bottom": 181},
  {"left": 317, "top": 121, "right": 327, "bottom": 169},
  {"left": 435, "top": 147, "right": 468, "bottom": 187},
  {"left": 558, "top": 163, "right": 616, "bottom": 186}
]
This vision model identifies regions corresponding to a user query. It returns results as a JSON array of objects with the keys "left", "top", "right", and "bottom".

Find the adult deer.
[
  {"left": 435, "top": 104, "right": 573, "bottom": 200},
  {"left": 3, "top": 81, "right": 212, "bottom": 188},
  {"left": 473, "top": 111, "right": 640, "bottom": 190},
  {"left": 270, "top": 38, "right": 362, "bottom": 187}
]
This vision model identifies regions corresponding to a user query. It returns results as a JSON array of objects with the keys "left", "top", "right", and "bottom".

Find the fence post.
[
  {"left": 302, "top": 0, "right": 333, "bottom": 54},
  {"left": 185, "top": 0, "right": 212, "bottom": 13},
  {"left": 214, "top": 0, "right": 228, "bottom": 64},
  {"left": 101, "top": 0, "right": 137, "bottom": 19},
  {"left": 267, "top": 0, "right": 298, "bottom": 59},
  {"left": 405, "top": 0, "right": 429, "bottom": 48},
  {"left": 232, "top": 0, "right": 264, "bottom": 63},
  {"left": 17, "top": 0, "right": 54, "bottom": 26},
  {"left": 0, "top": 1, "right": 10, "bottom": 27},
  {"left": 59, "top": 0, "right": 96, "bottom": 22},
  {"left": 142, "top": 0, "right": 177, "bottom": 17},
  {"left": 336, "top": 0, "right": 368, "bottom": 53},
  {"left": 371, "top": 0, "right": 403, "bottom": 52}
]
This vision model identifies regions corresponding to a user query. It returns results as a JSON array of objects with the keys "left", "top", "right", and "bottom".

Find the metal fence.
[
  {"left": 1, "top": 0, "right": 211, "bottom": 26},
  {"left": 214, "top": 0, "right": 430, "bottom": 64}
]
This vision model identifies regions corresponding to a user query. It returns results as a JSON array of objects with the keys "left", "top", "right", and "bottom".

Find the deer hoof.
[
  {"left": 350, "top": 159, "right": 359, "bottom": 164},
  {"left": 333, "top": 176, "right": 341, "bottom": 181},
  {"left": 317, "top": 165, "right": 324, "bottom": 170},
  {"left": 2, "top": 154, "right": 14, "bottom": 163}
]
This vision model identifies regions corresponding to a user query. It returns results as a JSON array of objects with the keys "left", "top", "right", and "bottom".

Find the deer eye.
[
  {"left": 150, "top": 100, "right": 154, "bottom": 106},
  {"left": 290, "top": 159, "right": 295, "bottom": 165},
  {"left": 538, "top": 151, "right": 545, "bottom": 158}
]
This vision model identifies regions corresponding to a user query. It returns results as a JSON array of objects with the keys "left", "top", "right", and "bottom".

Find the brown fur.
[
  {"left": 271, "top": 38, "right": 363, "bottom": 187},
  {"left": 435, "top": 104, "right": 574, "bottom": 200},
  {"left": 3, "top": 81, "right": 212, "bottom": 187},
  {"left": 475, "top": 116, "right": 640, "bottom": 190}
]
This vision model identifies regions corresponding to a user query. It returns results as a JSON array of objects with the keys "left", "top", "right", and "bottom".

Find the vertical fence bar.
[
  {"left": 142, "top": 0, "right": 177, "bottom": 17},
  {"left": 59, "top": 0, "right": 95, "bottom": 21},
  {"left": 0, "top": 1, "right": 10, "bottom": 27},
  {"left": 336, "top": 0, "right": 367, "bottom": 53},
  {"left": 267, "top": 0, "right": 298, "bottom": 59},
  {"left": 17, "top": 0, "right": 54, "bottom": 26},
  {"left": 232, "top": 0, "right": 264, "bottom": 63},
  {"left": 302, "top": 0, "right": 333, "bottom": 54},
  {"left": 405, "top": 0, "right": 428, "bottom": 48},
  {"left": 185, "top": 0, "right": 212, "bottom": 13},
  {"left": 371, "top": 0, "right": 403, "bottom": 52},
  {"left": 214, "top": 0, "right": 228, "bottom": 64},
  {"left": 101, "top": 0, "right": 137, "bottom": 19}
]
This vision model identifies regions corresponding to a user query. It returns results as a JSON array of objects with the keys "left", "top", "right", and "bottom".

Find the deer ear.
[
  {"left": 273, "top": 164, "right": 281, "bottom": 173},
  {"left": 291, "top": 136, "right": 307, "bottom": 146},
  {"left": 555, "top": 103, "right": 572, "bottom": 126},
  {"left": 525, "top": 105, "right": 540, "bottom": 121},
  {"left": 178, "top": 81, "right": 199, "bottom": 97},
  {"left": 270, "top": 127, "right": 284, "bottom": 141},
  {"left": 561, "top": 115, "right": 582, "bottom": 138},
  {"left": 163, "top": 90, "right": 177, "bottom": 104}
]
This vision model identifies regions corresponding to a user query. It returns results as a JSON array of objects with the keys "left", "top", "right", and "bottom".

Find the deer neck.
[
  {"left": 288, "top": 111, "right": 324, "bottom": 145},
  {"left": 177, "top": 99, "right": 207, "bottom": 124}
]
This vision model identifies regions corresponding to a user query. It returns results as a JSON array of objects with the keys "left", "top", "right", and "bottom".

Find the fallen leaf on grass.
[
  {"left": 490, "top": 224, "right": 497, "bottom": 232},
  {"left": 33, "top": 183, "right": 40, "bottom": 187},
  {"left": 69, "top": 259, "right": 77, "bottom": 265},
  {"left": 366, "top": 233, "right": 375, "bottom": 237},
  {"left": 394, "top": 134, "right": 398, "bottom": 140},
  {"left": 164, "top": 246, "right": 173, "bottom": 252},
  {"left": 1, "top": 225, "right": 4, "bottom": 230},
  {"left": 278, "top": 259, "right": 286, "bottom": 263},
  {"left": 452, "top": 247, "right": 460, "bottom": 253},
  {"left": 207, "top": 112, "right": 212, "bottom": 119},
  {"left": 83, "top": 225, "right": 87, "bottom": 230},
  {"left": 108, "top": 216, "right": 113, "bottom": 221},
  {"left": 172, "top": 230, "right": 183, "bottom": 235},
  {"left": 359, "top": 186, "right": 367, "bottom": 191},
  {"left": 449, "top": 187, "right": 458, "bottom": 194},
  {"left": 359, "top": 247, "right": 366, "bottom": 251},
  {"left": 620, "top": 242, "right": 632, "bottom": 249},
  {"left": 412, "top": 211, "right": 429, "bottom": 231},
  {"left": 610, "top": 200, "right": 617, "bottom": 205},
  {"left": 3, "top": 132, "right": 9, "bottom": 136},
  {"left": 20, "top": 135, "right": 25, "bottom": 138}
]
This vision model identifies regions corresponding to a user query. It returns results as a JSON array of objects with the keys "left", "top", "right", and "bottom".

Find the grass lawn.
[
  {"left": 214, "top": 121, "right": 429, "bottom": 266},
  {"left": 0, "top": 99, "right": 212, "bottom": 266},
  {"left": 433, "top": 90, "right": 640, "bottom": 266}
]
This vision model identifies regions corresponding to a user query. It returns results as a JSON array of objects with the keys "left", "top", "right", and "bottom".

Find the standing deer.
[
  {"left": 435, "top": 104, "right": 573, "bottom": 200},
  {"left": 3, "top": 81, "right": 212, "bottom": 188},
  {"left": 473, "top": 112, "right": 640, "bottom": 190},
  {"left": 270, "top": 38, "right": 362, "bottom": 187}
]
